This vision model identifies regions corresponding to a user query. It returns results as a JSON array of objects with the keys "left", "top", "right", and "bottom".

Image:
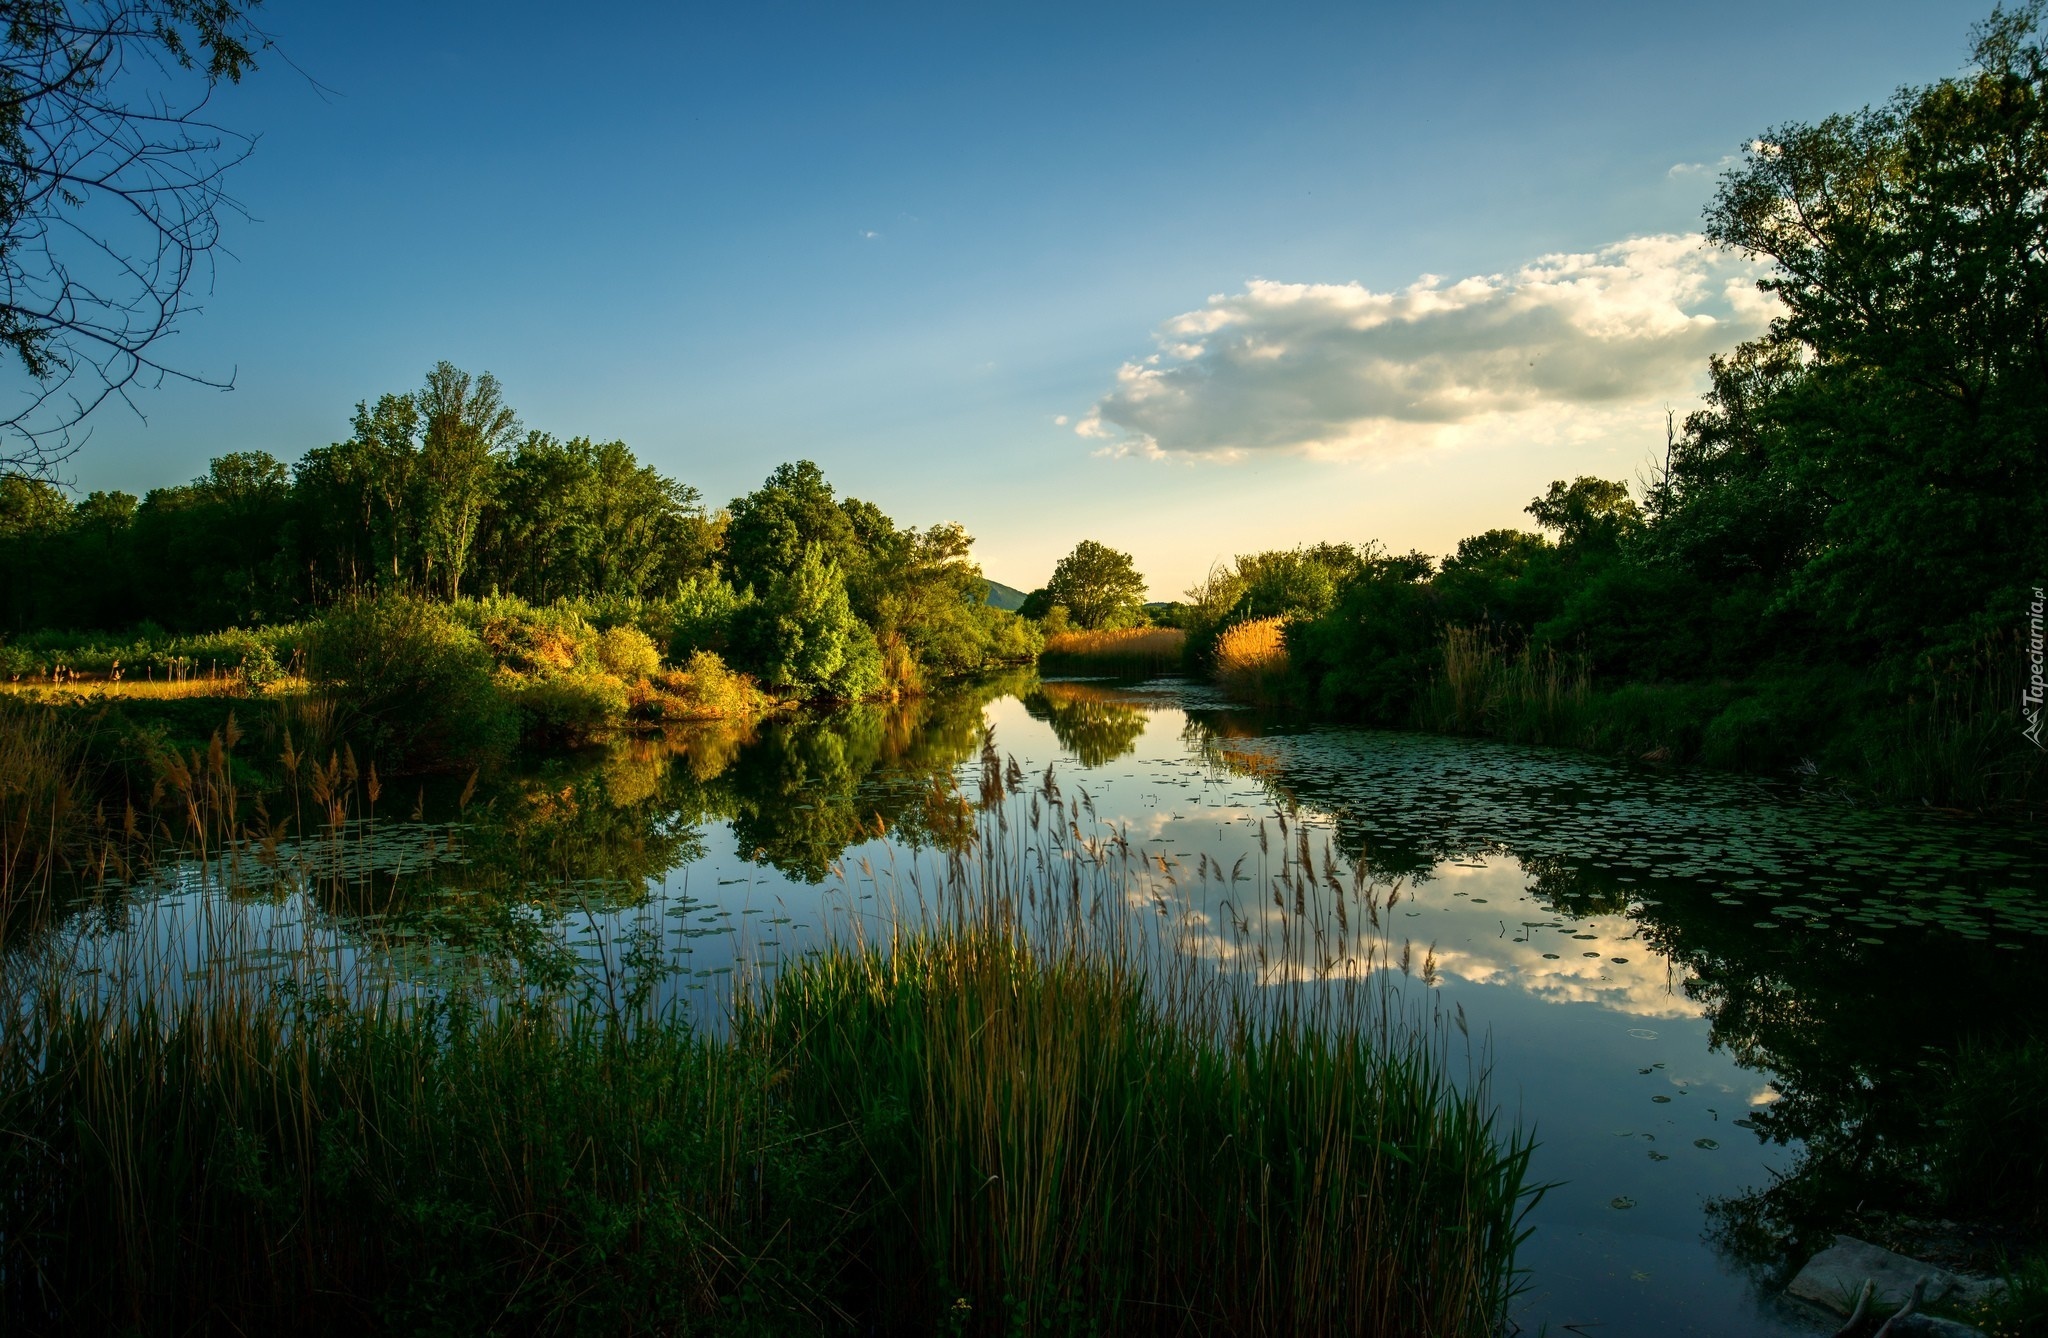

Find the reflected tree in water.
[{"left": 1023, "top": 682, "right": 1150, "bottom": 768}]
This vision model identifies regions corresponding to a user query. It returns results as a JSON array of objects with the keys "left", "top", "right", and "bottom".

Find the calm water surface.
[{"left": 23, "top": 673, "right": 2048, "bottom": 1336}]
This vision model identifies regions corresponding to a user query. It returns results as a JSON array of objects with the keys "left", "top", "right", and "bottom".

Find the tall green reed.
[{"left": 1415, "top": 625, "right": 1590, "bottom": 748}]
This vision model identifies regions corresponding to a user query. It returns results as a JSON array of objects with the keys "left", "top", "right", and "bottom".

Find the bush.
[
  {"left": 470, "top": 600, "right": 597, "bottom": 676},
  {"left": 636, "top": 650, "right": 765, "bottom": 721},
  {"left": 513, "top": 670, "right": 631, "bottom": 745},
  {"left": 306, "top": 594, "right": 515, "bottom": 770},
  {"left": 596, "top": 625, "right": 661, "bottom": 682},
  {"left": 667, "top": 575, "right": 753, "bottom": 661}
]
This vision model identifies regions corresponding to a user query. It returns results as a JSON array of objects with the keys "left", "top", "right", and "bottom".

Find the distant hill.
[{"left": 984, "top": 579, "right": 1028, "bottom": 611}]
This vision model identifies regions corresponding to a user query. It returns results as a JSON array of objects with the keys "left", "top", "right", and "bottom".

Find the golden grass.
[
  {"left": 0, "top": 676, "right": 309, "bottom": 703},
  {"left": 1213, "top": 616, "right": 1290, "bottom": 702},
  {"left": 1039, "top": 626, "right": 1186, "bottom": 679},
  {"left": 1042, "top": 627, "right": 1185, "bottom": 659}
]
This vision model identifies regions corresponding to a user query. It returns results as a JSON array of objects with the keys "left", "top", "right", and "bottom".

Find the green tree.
[
  {"left": 1046, "top": 539, "right": 1147, "bottom": 630},
  {"left": 0, "top": 475, "right": 69, "bottom": 535},
  {"left": 351, "top": 392, "right": 424, "bottom": 585},
  {"left": 1699, "top": 2, "right": 2048, "bottom": 657},
  {"left": 1524, "top": 477, "right": 1642, "bottom": 556},
  {"left": 417, "top": 362, "right": 519, "bottom": 599},
  {"left": 723, "top": 460, "right": 860, "bottom": 595},
  {"left": 734, "top": 545, "right": 881, "bottom": 699}
]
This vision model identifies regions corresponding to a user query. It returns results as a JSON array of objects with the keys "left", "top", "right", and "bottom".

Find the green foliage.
[
  {"left": 1045, "top": 539, "right": 1147, "bottom": 631},
  {"left": 641, "top": 650, "right": 763, "bottom": 721},
  {"left": 722, "top": 459, "right": 862, "bottom": 596},
  {"left": 1525, "top": 476, "right": 1643, "bottom": 555},
  {"left": 596, "top": 624, "right": 661, "bottom": 682},
  {"left": 666, "top": 574, "right": 754, "bottom": 661},
  {"left": 468, "top": 597, "right": 598, "bottom": 677},
  {"left": 305, "top": 593, "right": 515, "bottom": 770},
  {"left": 0, "top": 623, "right": 310, "bottom": 681},
  {"left": 735, "top": 546, "right": 882, "bottom": 699},
  {"left": 1181, "top": 543, "right": 1369, "bottom": 671},
  {"left": 1937, "top": 1035, "right": 2048, "bottom": 1231},
  {"left": 1204, "top": 10, "right": 2038, "bottom": 806},
  {"left": 511, "top": 669, "right": 631, "bottom": 746},
  {"left": 1682, "top": 7, "right": 2048, "bottom": 661},
  {"left": 476, "top": 433, "right": 715, "bottom": 603},
  {"left": 0, "top": 365, "right": 718, "bottom": 633},
  {"left": 1286, "top": 549, "right": 1438, "bottom": 721}
]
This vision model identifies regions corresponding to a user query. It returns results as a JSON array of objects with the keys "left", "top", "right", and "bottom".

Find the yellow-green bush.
[
  {"left": 512, "top": 671, "right": 631, "bottom": 745},
  {"left": 636, "top": 650, "right": 765, "bottom": 721},
  {"left": 596, "top": 625, "right": 662, "bottom": 682},
  {"left": 306, "top": 594, "right": 516, "bottom": 770},
  {"left": 474, "top": 602, "right": 597, "bottom": 677}
]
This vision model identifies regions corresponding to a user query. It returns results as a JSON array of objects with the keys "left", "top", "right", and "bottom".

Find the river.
[{"left": 22, "top": 671, "right": 2047, "bottom": 1335}]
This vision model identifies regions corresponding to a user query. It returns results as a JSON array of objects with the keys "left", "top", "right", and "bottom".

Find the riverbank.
[{"left": 1048, "top": 625, "right": 2047, "bottom": 816}]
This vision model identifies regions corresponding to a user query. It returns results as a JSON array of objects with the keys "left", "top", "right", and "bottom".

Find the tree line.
[
  {"left": 0, "top": 366, "right": 1041, "bottom": 701},
  {"left": 0, "top": 363, "right": 722, "bottom": 629}
]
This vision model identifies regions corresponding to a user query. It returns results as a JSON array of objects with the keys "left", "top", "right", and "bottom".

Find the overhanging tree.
[
  {"left": 1696, "top": 1, "right": 2048, "bottom": 661},
  {"left": 0, "top": 0, "right": 270, "bottom": 474}
]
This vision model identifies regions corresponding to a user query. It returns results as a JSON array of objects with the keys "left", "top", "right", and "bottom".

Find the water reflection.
[
  {"left": 1172, "top": 694, "right": 2047, "bottom": 1329},
  {"left": 15, "top": 673, "right": 2046, "bottom": 1336},
  {"left": 1021, "top": 679, "right": 1152, "bottom": 767}
]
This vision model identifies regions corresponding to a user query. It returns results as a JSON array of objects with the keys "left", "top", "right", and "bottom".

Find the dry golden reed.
[
  {"left": 1039, "top": 627, "right": 1186, "bottom": 677},
  {"left": 1212, "top": 616, "right": 1289, "bottom": 701}
]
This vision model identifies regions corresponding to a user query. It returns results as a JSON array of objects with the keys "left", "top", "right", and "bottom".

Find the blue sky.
[{"left": 52, "top": 0, "right": 1988, "bottom": 595}]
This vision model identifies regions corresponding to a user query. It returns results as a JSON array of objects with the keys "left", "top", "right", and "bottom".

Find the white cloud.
[{"left": 1077, "top": 235, "right": 1775, "bottom": 460}]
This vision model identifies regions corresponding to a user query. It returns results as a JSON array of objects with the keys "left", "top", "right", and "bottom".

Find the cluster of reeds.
[
  {"left": 0, "top": 726, "right": 1537, "bottom": 1335},
  {"left": 1039, "top": 626, "right": 1187, "bottom": 678},
  {"left": 1415, "top": 625, "right": 1591, "bottom": 747},
  {"left": 1211, "top": 615, "right": 1290, "bottom": 704},
  {"left": 0, "top": 699, "right": 89, "bottom": 916},
  {"left": 1857, "top": 636, "right": 2048, "bottom": 809}
]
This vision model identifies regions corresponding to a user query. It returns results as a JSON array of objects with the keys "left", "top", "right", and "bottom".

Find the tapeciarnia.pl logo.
[{"left": 2027, "top": 585, "right": 2046, "bottom": 750}]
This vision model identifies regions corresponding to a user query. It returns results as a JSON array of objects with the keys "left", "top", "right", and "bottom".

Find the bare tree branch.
[{"left": 0, "top": 0, "right": 269, "bottom": 476}]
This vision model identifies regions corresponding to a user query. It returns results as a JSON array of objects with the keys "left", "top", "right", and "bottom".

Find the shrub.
[
  {"left": 513, "top": 671, "right": 631, "bottom": 746},
  {"left": 305, "top": 594, "right": 515, "bottom": 770},
  {"left": 595, "top": 625, "right": 661, "bottom": 682},
  {"left": 472, "top": 601, "right": 596, "bottom": 677},
  {"left": 667, "top": 575, "right": 753, "bottom": 661},
  {"left": 637, "top": 651, "right": 766, "bottom": 721},
  {"left": 979, "top": 605, "right": 1046, "bottom": 663}
]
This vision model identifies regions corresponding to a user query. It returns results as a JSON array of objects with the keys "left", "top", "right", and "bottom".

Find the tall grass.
[
  {"left": 1415, "top": 626, "right": 1590, "bottom": 748},
  {"left": 0, "top": 727, "right": 1537, "bottom": 1335},
  {"left": 1212, "top": 616, "right": 1290, "bottom": 704},
  {"left": 1039, "top": 626, "right": 1187, "bottom": 678},
  {"left": 0, "top": 700, "right": 91, "bottom": 918}
]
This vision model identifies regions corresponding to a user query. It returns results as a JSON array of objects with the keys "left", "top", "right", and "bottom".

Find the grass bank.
[{"left": 0, "top": 740, "right": 1537, "bottom": 1336}]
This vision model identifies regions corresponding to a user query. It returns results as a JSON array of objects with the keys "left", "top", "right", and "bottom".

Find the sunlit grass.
[
  {"left": 1212, "top": 616, "right": 1289, "bottom": 702},
  {"left": 0, "top": 675, "right": 309, "bottom": 703},
  {"left": 1040, "top": 626, "right": 1186, "bottom": 677}
]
